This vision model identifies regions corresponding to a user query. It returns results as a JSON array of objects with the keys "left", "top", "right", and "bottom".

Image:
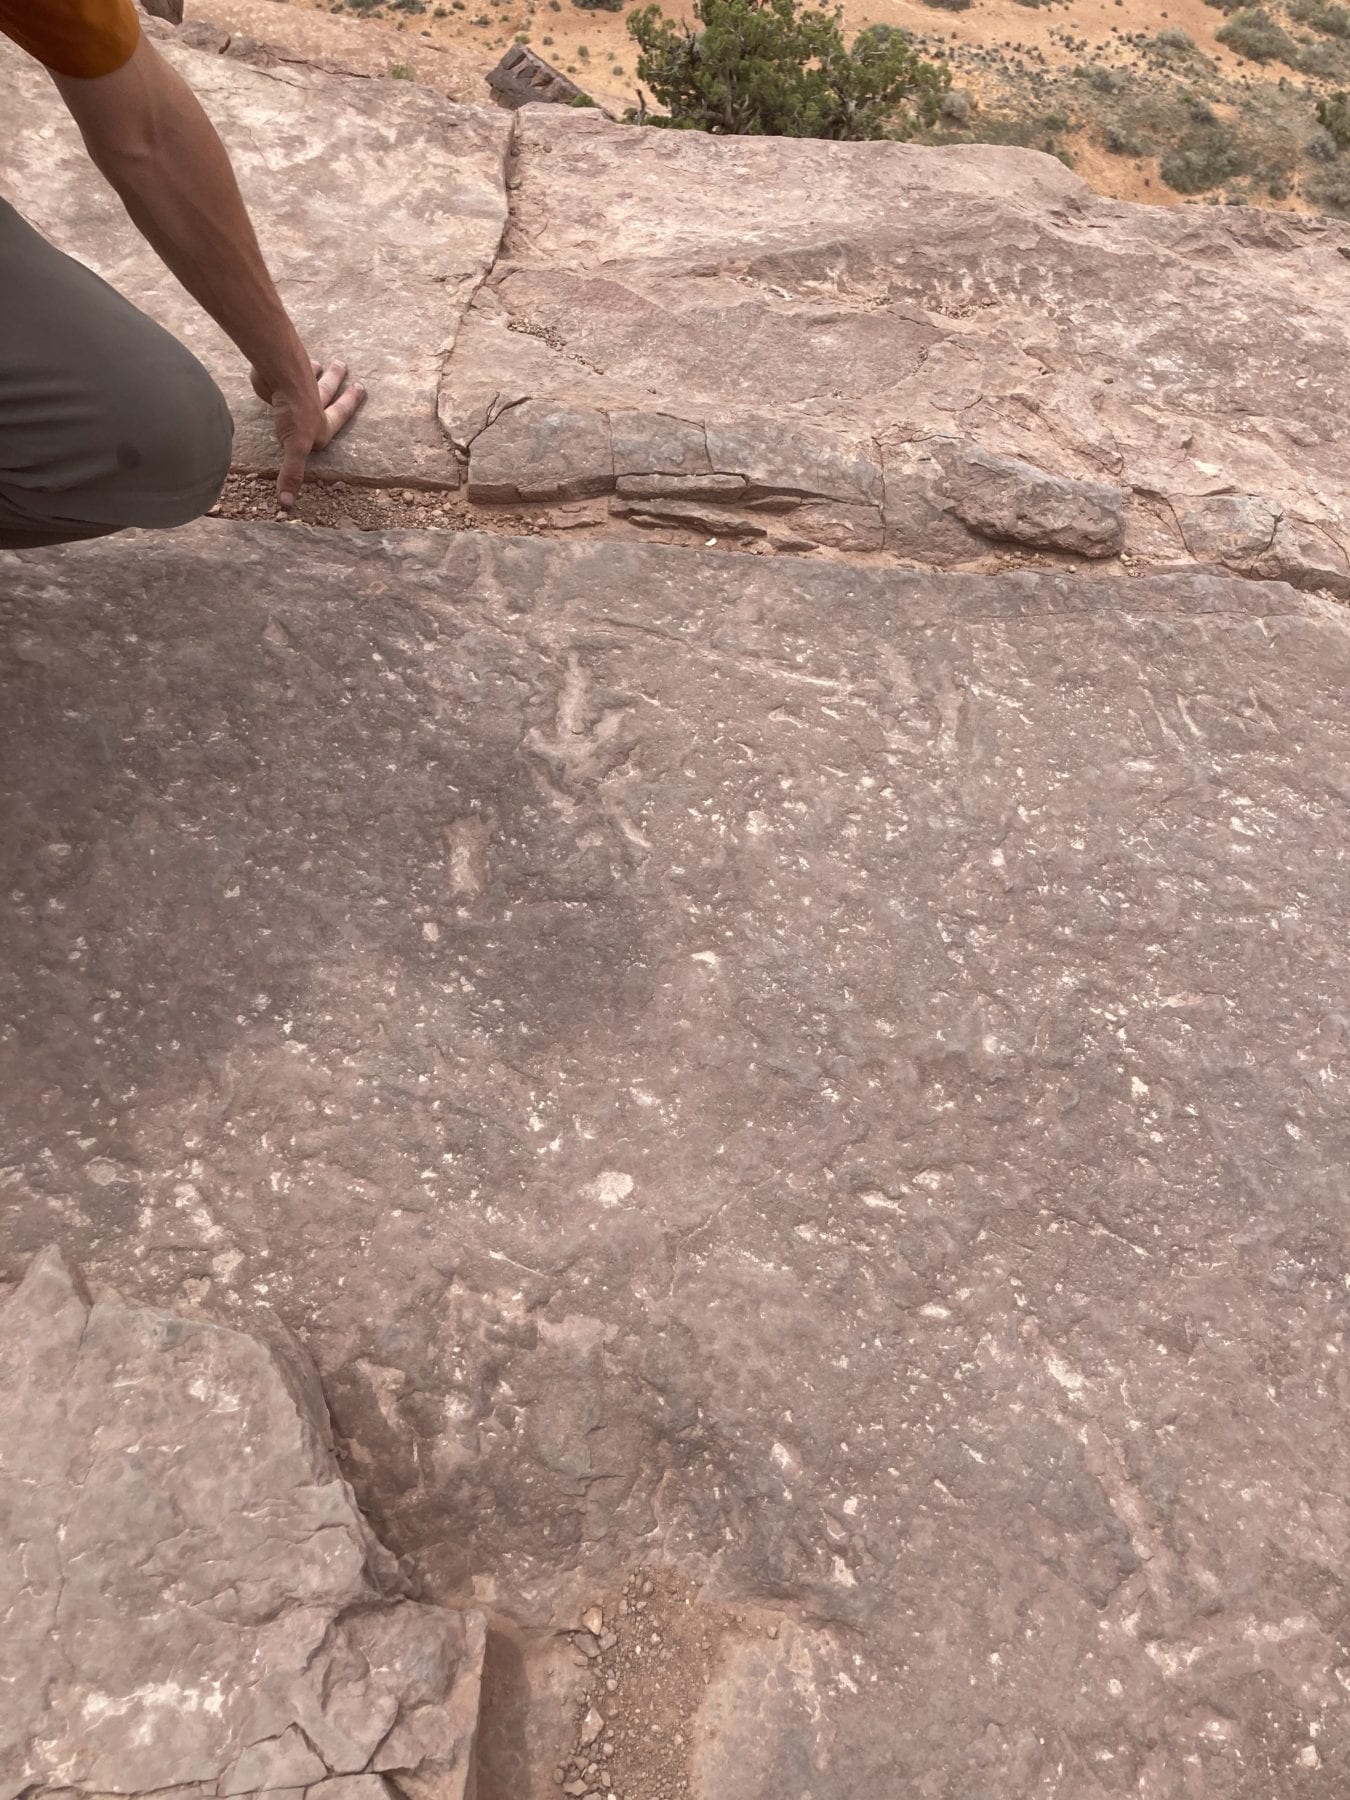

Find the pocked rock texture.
[
  {"left": 2, "top": 523, "right": 1349, "bottom": 1797},
  {"left": 0, "top": 31, "right": 511, "bottom": 486},
  {"left": 0, "top": 1245, "right": 484, "bottom": 1800}
]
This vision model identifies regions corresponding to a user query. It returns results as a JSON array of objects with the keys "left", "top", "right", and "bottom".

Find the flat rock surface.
[
  {"left": 0, "top": 1244, "right": 484, "bottom": 1800},
  {"left": 0, "top": 34, "right": 511, "bottom": 486},
  {"left": 12, "top": 43, "right": 1350, "bottom": 578},
  {"left": 442, "top": 109, "right": 1350, "bottom": 578},
  {"left": 3, "top": 524, "right": 1349, "bottom": 1797}
]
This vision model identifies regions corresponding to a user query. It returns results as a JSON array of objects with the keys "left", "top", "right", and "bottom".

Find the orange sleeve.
[{"left": 0, "top": 0, "right": 141, "bottom": 77}]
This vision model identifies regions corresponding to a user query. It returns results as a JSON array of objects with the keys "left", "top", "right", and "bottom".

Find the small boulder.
[
  {"left": 487, "top": 43, "right": 586, "bottom": 109},
  {"left": 933, "top": 440, "right": 1127, "bottom": 558}
]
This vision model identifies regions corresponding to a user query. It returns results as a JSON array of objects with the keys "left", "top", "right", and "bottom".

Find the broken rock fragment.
[
  {"left": 1174, "top": 494, "right": 1350, "bottom": 594},
  {"left": 614, "top": 497, "right": 768, "bottom": 538},
  {"left": 467, "top": 401, "right": 615, "bottom": 504},
  {"left": 1174, "top": 492, "right": 1282, "bottom": 564},
  {"left": 931, "top": 439, "right": 1127, "bottom": 558},
  {"left": 0, "top": 1246, "right": 484, "bottom": 1800}
]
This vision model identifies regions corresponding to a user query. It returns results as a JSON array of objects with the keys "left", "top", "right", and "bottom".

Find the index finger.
[{"left": 277, "top": 437, "right": 308, "bottom": 512}]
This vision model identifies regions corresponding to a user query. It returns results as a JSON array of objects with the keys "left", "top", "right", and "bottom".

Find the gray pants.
[{"left": 0, "top": 198, "right": 233, "bottom": 550}]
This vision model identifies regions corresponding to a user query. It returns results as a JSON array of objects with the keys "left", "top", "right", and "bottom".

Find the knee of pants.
[
  {"left": 112, "top": 347, "right": 235, "bottom": 530},
  {"left": 2, "top": 333, "right": 235, "bottom": 538},
  {"left": 0, "top": 202, "right": 236, "bottom": 538}
]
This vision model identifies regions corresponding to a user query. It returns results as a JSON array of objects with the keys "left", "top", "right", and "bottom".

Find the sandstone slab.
[
  {"left": 437, "top": 108, "right": 1350, "bottom": 577},
  {"left": 3, "top": 524, "right": 1349, "bottom": 1797},
  {"left": 0, "top": 34, "right": 511, "bottom": 486},
  {"left": 13, "top": 44, "right": 1350, "bottom": 581},
  {"left": 0, "top": 1244, "right": 484, "bottom": 1800}
]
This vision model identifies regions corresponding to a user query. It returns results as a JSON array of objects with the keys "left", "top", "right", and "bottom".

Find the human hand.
[{"left": 250, "top": 356, "right": 367, "bottom": 511}]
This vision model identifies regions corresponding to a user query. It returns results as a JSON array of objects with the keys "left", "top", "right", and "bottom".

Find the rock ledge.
[{"left": 0, "top": 1247, "right": 484, "bottom": 1800}]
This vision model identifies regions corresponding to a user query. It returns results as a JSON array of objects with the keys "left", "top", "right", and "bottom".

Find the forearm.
[{"left": 52, "top": 37, "right": 310, "bottom": 396}]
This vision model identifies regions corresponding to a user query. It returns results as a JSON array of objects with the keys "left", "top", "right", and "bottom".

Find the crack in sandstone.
[{"left": 433, "top": 109, "right": 521, "bottom": 460}]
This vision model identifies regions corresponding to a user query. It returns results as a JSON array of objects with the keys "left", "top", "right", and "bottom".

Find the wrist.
[{"left": 249, "top": 324, "right": 311, "bottom": 401}]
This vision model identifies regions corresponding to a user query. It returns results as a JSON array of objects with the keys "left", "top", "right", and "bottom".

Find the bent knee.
[
  {"left": 0, "top": 207, "right": 236, "bottom": 540},
  {"left": 11, "top": 334, "right": 235, "bottom": 537},
  {"left": 117, "top": 349, "right": 234, "bottom": 529}
]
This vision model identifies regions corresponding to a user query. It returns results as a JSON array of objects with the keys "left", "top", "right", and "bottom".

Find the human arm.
[{"left": 51, "top": 33, "right": 365, "bottom": 507}]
